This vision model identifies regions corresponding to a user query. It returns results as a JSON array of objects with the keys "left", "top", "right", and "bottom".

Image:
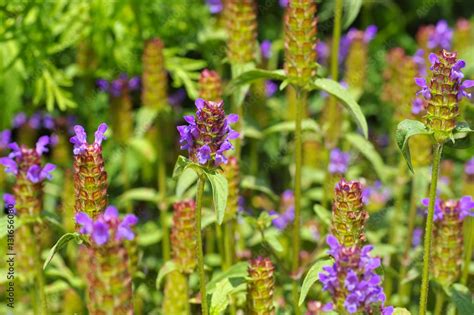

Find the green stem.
[
  {"left": 216, "top": 223, "right": 226, "bottom": 270},
  {"left": 157, "top": 122, "right": 170, "bottom": 261},
  {"left": 461, "top": 216, "right": 473, "bottom": 285},
  {"left": 419, "top": 143, "right": 443, "bottom": 315},
  {"left": 433, "top": 291, "right": 445, "bottom": 315},
  {"left": 224, "top": 220, "right": 234, "bottom": 269},
  {"left": 291, "top": 88, "right": 306, "bottom": 315},
  {"left": 233, "top": 93, "right": 244, "bottom": 160},
  {"left": 195, "top": 176, "right": 208, "bottom": 315}
]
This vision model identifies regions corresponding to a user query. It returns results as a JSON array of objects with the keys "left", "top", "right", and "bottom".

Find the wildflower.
[
  {"left": 316, "top": 40, "right": 329, "bottom": 65},
  {"left": 265, "top": 80, "right": 278, "bottom": 97},
  {"left": 12, "top": 112, "right": 27, "bottom": 128},
  {"left": 70, "top": 123, "right": 108, "bottom": 219},
  {"left": 142, "top": 38, "right": 168, "bottom": 110},
  {"left": 171, "top": 200, "right": 197, "bottom": 273},
  {"left": 0, "top": 130, "right": 11, "bottom": 150},
  {"left": 412, "top": 228, "right": 423, "bottom": 247},
  {"left": 199, "top": 69, "right": 223, "bottom": 102},
  {"left": 226, "top": 0, "right": 257, "bottom": 64},
  {"left": 415, "top": 50, "right": 474, "bottom": 142},
  {"left": 362, "top": 181, "right": 391, "bottom": 212},
  {"left": 331, "top": 179, "right": 368, "bottom": 247},
  {"left": 260, "top": 40, "right": 272, "bottom": 59},
  {"left": 284, "top": 0, "right": 317, "bottom": 87},
  {"left": 168, "top": 89, "right": 187, "bottom": 108},
  {"left": 97, "top": 73, "right": 140, "bottom": 97},
  {"left": 328, "top": 148, "right": 350, "bottom": 174},
  {"left": 319, "top": 235, "right": 393, "bottom": 314},
  {"left": 427, "top": 20, "right": 453, "bottom": 50},
  {"left": 247, "top": 257, "right": 275, "bottom": 314},
  {"left": 177, "top": 98, "right": 239, "bottom": 166},
  {"left": 207, "top": 0, "right": 223, "bottom": 14}
]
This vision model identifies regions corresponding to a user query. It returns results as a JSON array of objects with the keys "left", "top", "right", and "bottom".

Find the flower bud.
[
  {"left": 246, "top": 257, "right": 275, "bottom": 315},
  {"left": 171, "top": 200, "right": 198, "bottom": 273},
  {"left": 284, "top": 0, "right": 317, "bottom": 87},
  {"left": 331, "top": 179, "right": 368, "bottom": 247},
  {"left": 142, "top": 38, "right": 168, "bottom": 110},
  {"left": 199, "top": 69, "right": 223, "bottom": 102},
  {"left": 226, "top": 0, "right": 257, "bottom": 64}
]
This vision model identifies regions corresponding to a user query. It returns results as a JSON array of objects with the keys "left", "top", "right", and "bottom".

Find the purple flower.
[
  {"left": 265, "top": 80, "right": 278, "bottom": 97},
  {"left": 413, "top": 49, "right": 426, "bottom": 76},
  {"left": 76, "top": 206, "right": 138, "bottom": 246},
  {"left": 168, "top": 89, "right": 187, "bottom": 107},
  {"left": 207, "top": 0, "right": 223, "bottom": 14},
  {"left": 412, "top": 98, "right": 425, "bottom": 115},
  {"left": 458, "top": 196, "right": 474, "bottom": 220},
  {"left": 428, "top": 20, "right": 453, "bottom": 50},
  {"left": 362, "top": 181, "right": 391, "bottom": 208},
  {"left": 329, "top": 148, "right": 350, "bottom": 174},
  {"left": 412, "top": 228, "right": 423, "bottom": 247},
  {"left": 316, "top": 40, "right": 329, "bottom": 65},
  {"left": 70, "top": 123, "right": 108, "bottom": 155},
  {"left": 279, "top": 0, "right": 288, "bottom": 7},
  {"left": 0, "top": 130, "right": 11, "bottom": 150},
  {"left": 29, "top": 113, "right": 42, "bottom": 129},
  {"left": 26, "top": 163, "right": 56, "bottom": 183},
  {"left": 465, "top": 158, "right": 474, "bottom": 175},
  {"left": 97, "top": 74, "right": 139, "bottom": 97},
  {"left": 128, "top": 76, "right": 140, "bottom": 90},
  {"left": 0, "top": 157, "right": 18, "bottom": 175},
  {"left": 3, "top": 193, "right": 15, "bottom": 208},
  {"left": 415, "top": 77, "right": 431, "bottom": 99},
  {"left": 363, "top": 25, "right": 378, "bottom": 43},
  {"left": 457, "top": 79, "right": 474, "bottom": 101},
  {"left": 43, "top": 114, "right": 55, "bottom": 130},
  {"left": 177, "top": 98, "right": 239, "bottom": 166},
  {"left": 97, "top": 79, "right": 109, "bottom": 92},
  {"left": 35, "top": 135, "right": 50, "bottom": 156},
  {"left": 319, "top": 235, "right": 392, "bottom": 314},
  {"left": 269, "top": 190, "right": 295, "bottom": 230},
  {"left": 12, "top": 113, "right": 27, "bottom": 128},
  {"left": 422, "top": 197, "right": 443, "bottom": 221},
  {"left": 422, "top": 196, "right": 473, "bottom": 221},
  {"left": 260, "top": 40, "right": 272, "bottom": 59}
]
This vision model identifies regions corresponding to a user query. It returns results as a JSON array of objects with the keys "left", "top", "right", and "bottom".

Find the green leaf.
[
  {"left": 396, "top": 119, "right": 433, "bottom": 173},
  {"left": 446, "top": 121, "right": 474, "bottom": 149},
  {"left": 310, "top": 78, "right": 368, "bottom": 138},
  {"left": 345, "top": 133, "right": 389, "bottom": 183},
  {"left": 450, "top": 284, "right": 474, "bottom": 315},
  {"left": 343, "top": 0, "right": 363, "bottom": 29},
  {"left": 313, "top": 205, "right": 331, "bottom": 227},
  {"left": 230, "top": 63, "right": 256, "bottom": 109},
  {"left": 176, "top": 168, "right": 198, "bottom": 197},
  {"left": 299, "top": 259, "right": 333, "bottom": 305},
  {"left": 209, "top": 278, "right": 246, "bottom": 315},
  {"left": 205, "top": 172, "right": 228, "bottom": 225},
  {"left": 43, "top": 232, "right": 82, "bottom": 270},
  {"left": 156, "top": 261, "right": 178, "bottom": 289},
  {"left": 228, "top": 68, "right": 286, "bottom": 89},
  {"left": 129, "top": 138, "right": 156, "bottom": 162},
  {"left": 173, "top": 155, "right": 192, "bottom": 179},
  {"left": 118, "top": 188, "right": 159, "bottom": 205},
  {"left": 263, "top": 118, "right": 320, "bottom": 135},
  {"left": 393, "top": 308, "right": 412, "bottom": 315},
  {"left": 207, "top": 262, "right": 249, "bottom": 293}
]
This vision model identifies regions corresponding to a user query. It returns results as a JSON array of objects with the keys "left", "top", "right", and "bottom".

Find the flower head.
[
  {"left": 75, "top": 206, "right": 138, "bottom": 246},
  {"left": 428, "top": 20, "right": 453, "bottom": 50},
  {"left": 422, "top": 196, "right": 474, "bottom": 222},
  {"left": 70, "top": 123, "right": 108, "bottom": 155},
  {"left": 0, "top": 136, "right": 55, "bottom": 182},
  {"left": 319, "top": 236, "right": 392, "bottom": 314},
  {"left": 177, "top": 98, "right": 239, "bottom": 166},
  {"left": 329, "top": 148, "right": 350, "bottom": 174}
]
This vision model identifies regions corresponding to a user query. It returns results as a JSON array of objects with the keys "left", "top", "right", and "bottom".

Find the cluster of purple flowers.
[
  {"left": 422, "top": 195, "right": 474, "bottom": 222},
  {"left": 362, "top": 181, "right": 391, "bottom": 207},
  {"left": 415, "top": 53, "right": 474, "bottom": 102},
  {"left": 339, "top": 25, "right": 378, "bottom": 63},
  {"left": 319, "top": 235, "right": 393, "bottom": 314},
  {"left": 76, "top": 206, "right": 138, "bottom": 246},
  {"left": 97, "top": 74, "right": 140, "bottom": 97},
  {"left": 269, "top": 190, "right": 295, "bottom": 230},
  {"left": 0, "top": 136, "right": 56, "bottom": 183},
  {"left": 13, "top": 112, "right": 55, "bottom": 130},
  {"left": 177, "top": 98, "right": 239, "bottom": 166},
  {"left": 328, "top": 148, "right": 350, "bottom": 174},
  {"left": 206, "top": 0, "right": 223, "bottom": 14},
  {"left": 427, "top": 20, "right": 453, "bottom": 50},
  {"left": 70, "top": 123, "right": 108, "bottom": 156}
]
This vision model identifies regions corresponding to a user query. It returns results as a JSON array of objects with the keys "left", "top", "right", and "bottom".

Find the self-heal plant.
[
  {"left": 175, "top": 98, "right": 237, "bottom": 315},
  {"left": 397, "top": 49, "right": 474, "bottom": 315},
  {"left": 76, "top": 206, "right": 137, "bottom": 315},
  {"left": 0, "top": 136, "right": 55, "bottom": 314},
  {"left": 246, "top": 257, "right": 275, "bottom": 315},
  {"left": 319, "top": 235, "right": 393, "bottom": 315}
]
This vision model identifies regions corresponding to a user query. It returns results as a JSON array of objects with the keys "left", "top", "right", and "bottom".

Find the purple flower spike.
[
  {"left": 428, "top": 20, "right": 453, "bottom": 50},
  {"left": 70, "top": 123, "right": 108, "bottom": 155},
  {"left": 260, "top": 40, "right": 272, "bottom": 59},
  {"left": 329, "top": 148, "right": 350, "bottom": 174},
  {"left": 207, "top": 0, "right": 223, "bottom": 14},
  {"left": 36, "top": 136, "right": 50, "bottom": 156}
]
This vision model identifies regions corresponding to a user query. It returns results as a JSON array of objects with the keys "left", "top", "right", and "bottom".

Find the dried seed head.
[
  {"left": 415, "top": 50, "right": 474, "bottom": 143},
  {"left": 247, "top": 257, "right": 275, "bottom": 315},
  {"left": 284, "top": 0, "right": 317, "bottom": 87},
  {"left": 226, "top": 0, "right": 257, "bottom": 64},
  {"left": 223, "top": 156, "right": 240, "bottom": 221},
  {"left": 171, "top": 200, "right": 197, "bottom": 273},
  {"left": 199, "top": 69, "right": 223, "bottom": 102},
  {"left": 70, "top": 123, "right": 108, "bottom": 219},
  {"left": 142, "top": 38, "right": 168, "bottom": 110},
  {"left": 331, "top": 179, "right": 368, "bottom": 247}
]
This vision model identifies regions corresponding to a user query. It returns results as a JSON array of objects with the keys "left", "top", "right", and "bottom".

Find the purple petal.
[
  {"left": 104, "top": 205, "right": 119, "bottom": 221},
  {"left": 40, "top": 163, "right": 56, "bottom": 181},
  {"left": 0, "top": 157, "right": 18, "bottom": 175},
  {"left": 227, "top": 114, "right": 239, "bottom": 124},
  {"left": 122, "top": 214, "right": 138, "bottom": 226},
  {"left": 36, "top": 135, "right": 50, "bottom": 156},
  {"left": 75, "top": 212, "right": 93, "bottom": 234},
  {"left": 461, "top": 80, "right": 474, "bottom": 89},
  {"left": 184, "top": 115, "right": 195, "bottom": 124},
  {"left": 92, "top": 221, "right": 110, "bottom": 245},
  {"left": 26, "top": 165, "right": 42, "bottom": 183},
  {"left": 363, "top": 25, "right": 378, "bottom": 43},
  {"left": 94, "top": 123, "right": 108, "bottom": 146},
  {"left": 428, "top": 53, "right": 439, "bottom": 67},
  {"left": 3, "top": 193, "right": 15, "bottom": 209},
  {"left": 195, "top": 98, "right": 205, "bottom": 109}
]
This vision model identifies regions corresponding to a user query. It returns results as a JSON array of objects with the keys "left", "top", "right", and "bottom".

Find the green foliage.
[{"left": 396, "top": 119, "right": 433, "bottom": 173}]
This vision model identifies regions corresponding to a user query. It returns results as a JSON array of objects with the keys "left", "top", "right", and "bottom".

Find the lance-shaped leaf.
[
  {"left": 450, "top": 284, "right": 474, "bottom": 315},
  {"left": 172, "top": 155, "right": 192, "bottom": 179},
  {"left": 263, "top": 118, "right": 320, "bottom": 135},
  {"left": 396, "top": 120, "right": 433, "bottom": 173},
  {"left": 227, "top": 68, "right": 286, "bottom": 91},
  {"left": 299, "top": 258, "right": 333, "bottom": 305},
  {"left": 343, "top": 0, "right": 363, "bottom": 29},
  {"left": 43, "top": 232, "right": 84, "bottom": 270},
  {"left": 310, "top": 78, "right": 368, "bottom": 138},
  {"left": 156, "top": 260, "right": 178, "bottom": 289},
  {"left": 446, "top": 122, "right": 474, "bottom": 149},
  {"left": 205, "top": 171, "right": 228, "bottom": 225}
]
